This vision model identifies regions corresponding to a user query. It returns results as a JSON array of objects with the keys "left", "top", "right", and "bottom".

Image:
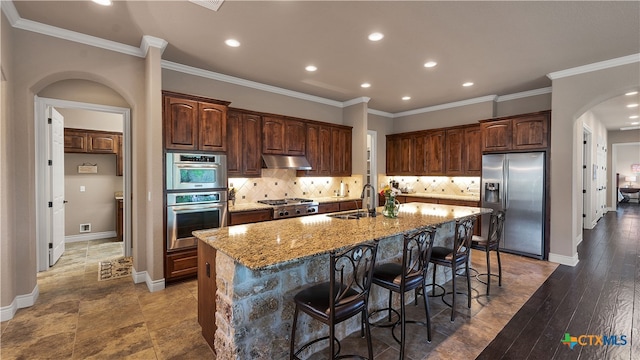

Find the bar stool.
[
  {"left": 471, "top": 210, "right": 506, "bottom": 295},
  {"left": 290, "top": 242, "right": 379, "bottom": 360},
  {"left": 429, "top": 217, "right": 476, "bottom": 322},
  {"left": 369, "top": 227, "right": 437, "bottom": 360}
]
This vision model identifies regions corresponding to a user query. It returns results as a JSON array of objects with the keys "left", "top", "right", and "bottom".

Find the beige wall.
[
  {"left": 343, "top": 101, "right": 368, "bottom": 176},
  {"left": 392, "top": 101, "right": 494, "bottom": 133},
  {"left": 608, "top": 129, "right": 640, "bottom": 206},
  {"left": 550, "top": 62, "right": 640, "bottom": 264},
  {"left": 2, "top": 25, "right": 152, "bottom": 309},
  {"left": 367, "top": 113, "right": 394, "bottom": 178},
  {"left": 495, "top": 93, "right": 551, "bottom": 117},
  {"left": 58, "top": 108, "right": 124, "bottom": 132},
  {"left": 162, "top": 69, "right": 344, "bottom": 125},
  {"left": 64, "top": 153, "right": 123, "bottom": 236},
  {"left": 1, "top": 10, "right": 17, "bottom": 307}
]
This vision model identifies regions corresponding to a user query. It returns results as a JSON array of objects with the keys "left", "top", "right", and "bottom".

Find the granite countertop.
[
  {"left": 398, "top": 192, "right": 480, "bottom": 202},
  {"left": 195, "top": 202, "right": 491, "bottom": 270},
  {"left": 228, "top": 202, "right": 274, "bottom": 212},
  {"left": 313, "top": 196, "right": 362, "bottom": 203}
]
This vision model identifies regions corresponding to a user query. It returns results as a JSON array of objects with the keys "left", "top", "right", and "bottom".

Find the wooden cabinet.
[
  {"left": 427, "top": 130, "right": 446, "bottom": 175},
  {"left": 198, "top": 240, "right": 217, "bottom": 351},
  {"left": 116, "top": 199, "right": 123, "bottom": 241},
  {"left": 413, "top": 133, "right": 428, "bottom": 175},
  {"left": 228, "top": 208, "right": 273, "bottom": 226},
  {"left": 464, "top": 126, "right": 482, "bottom": 175},
  {"left": 163, "top": 92, "right": 229, "bottom": 152},
  {"left": 331, "top": 127, "right": 352, "bottom": 176},
  {"left": 317, "top": 202, "right": 340, "bottom": 214},
  {"left": 165, "top": 248, "right": 198, "bottom": 281},
  {"left": 262, "top": 116, "right": 306, "bottom": 155},
  {"left": 339, "top": 200, "right": 363, "bottom": 211},
  {"left": 445, "top": 128, "right": 464, "bottom": 175},
  {"left": 64, "top": 128, "right": 123, "bottom": 176},
  {"left": 480, "top": 111, "right": 550, "bottom": 152},
  {"left": 227, "top": 110, "right": 262, "bottom": 177},
  {"left": 446, "top": 125, "right": 482, "bottom": 176},
  {"left": 299, "top": 124, "right": 332, "bottom": 176}
]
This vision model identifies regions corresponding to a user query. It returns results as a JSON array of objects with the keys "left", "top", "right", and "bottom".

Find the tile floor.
[{"left": 1, "top": 239, "right": 557, "bottom": 360}]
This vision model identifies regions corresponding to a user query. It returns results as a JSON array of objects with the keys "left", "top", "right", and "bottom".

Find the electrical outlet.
[{"left": 80, "top": 186, "right": 85, "bottom": 192}]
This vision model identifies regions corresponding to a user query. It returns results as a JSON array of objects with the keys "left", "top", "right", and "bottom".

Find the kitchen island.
[{"left": 194, "top": 202, "right": 491, "bottom": 359}]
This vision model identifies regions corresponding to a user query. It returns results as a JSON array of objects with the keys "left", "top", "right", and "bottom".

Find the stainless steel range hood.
[{"left": 262, "top": 154, "right": 312, "bottom": 170}]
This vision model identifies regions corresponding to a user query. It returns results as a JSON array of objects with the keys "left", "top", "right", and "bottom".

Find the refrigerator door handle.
[{"left": 503, "top": 159, "right": 509, "bottom": 210}]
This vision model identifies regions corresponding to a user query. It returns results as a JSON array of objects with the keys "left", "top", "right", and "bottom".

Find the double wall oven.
[{"left": 166, "top": 153, "right": 227, "bottom": 252}]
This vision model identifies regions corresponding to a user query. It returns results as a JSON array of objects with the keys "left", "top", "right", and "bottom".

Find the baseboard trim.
[
  {"left": 0, "top": 284, "right": 39, "bottom": 321},
  {"left": 132, "top": 267, "right": 165, "bottom": 292},
  {"left": 576, "top": 233, "right": 583, "bottom": 246},
  {"left": 548, "top": 252, "right": 579, "bottom": 267},
  {"left": 65, "top": 231, "right": 117, "bottom": 242}
]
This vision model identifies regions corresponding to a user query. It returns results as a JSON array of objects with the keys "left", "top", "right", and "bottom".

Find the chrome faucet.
[{"left": 360, "top": 183, "right": 377, "bottom": 217}]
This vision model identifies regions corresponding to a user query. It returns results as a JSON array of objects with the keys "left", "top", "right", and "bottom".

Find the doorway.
[
  {"left": 582, "top": 126, "right": 593, "bottom": 229},
  {"left": 35, "top": 96, "right": 132, "bottom": 272}
]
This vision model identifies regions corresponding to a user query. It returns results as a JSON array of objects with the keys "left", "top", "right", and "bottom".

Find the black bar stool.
[
  {"left": 429, "top": 217, "right": 476, "bottom": 322},
  {"left": 369, "top": 226, "right": 437, "bottom": 360},
  {"left": 471, "top": 210, "right": 506, "bottom": 295},
  {"left": 290, "top": 241, "right": 379, "bottom": 360}
]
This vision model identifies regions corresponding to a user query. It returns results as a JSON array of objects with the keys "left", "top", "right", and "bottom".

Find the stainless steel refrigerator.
[{"left": 481, "top": 152, "right": 545, "bottom": 258}]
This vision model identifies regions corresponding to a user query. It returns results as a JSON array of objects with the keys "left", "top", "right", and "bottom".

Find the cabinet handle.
[{"left": 205, "top": 262, "right": 210, "bottom": 277}]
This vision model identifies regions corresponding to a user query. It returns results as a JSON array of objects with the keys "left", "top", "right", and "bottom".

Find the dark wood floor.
[{"left": 477, "top": 203, "right": 639, "bottom": 360}]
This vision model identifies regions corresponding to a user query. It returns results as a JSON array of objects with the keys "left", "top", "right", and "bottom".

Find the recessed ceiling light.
[
  {"left": 402, "top": 96, "right": 411, "bottom": 101},
  {"left": 368, "top": 32, "right": 384, "bottom": 41},
  {"left": 630, "top": 115, "right": 639, "bottom": 119},
  {"left": 627, "top": 103, "right": 639, "bottom": 108},
  {"left": 631, "top": 122, "right": 640, "bottom": 125},
  {"left": 305, "top": 65, "right": 317, "bottom": 72},
  {"left": 462, "top": 82, "right": 474, "bottom": 87},
  {"left": 423, "top": 61, "right": 437, "bottom": 68},
  {"left": 92, "top": 0, "right": 112, "bottom": 5},
  {"left": 225, "top": 39, "right": 240, "bottom": 47},
  {"left": 361, "top": 83, "right": 371, "bottom": 88},
  {"left": 625, "top": 91, "right": 638, "bottom": 96}
]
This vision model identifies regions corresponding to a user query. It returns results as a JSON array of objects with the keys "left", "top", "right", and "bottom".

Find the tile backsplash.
[
  {"left": 229, "top": 169, "right": 363, "bottom": 204},
  {"left": 378, "top": 175, "right": 481, "bottom": 197}
]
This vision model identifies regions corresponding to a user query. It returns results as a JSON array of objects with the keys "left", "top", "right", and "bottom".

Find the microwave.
[{"left": 166, "top": 153, "right": 227, "bottom": 190}]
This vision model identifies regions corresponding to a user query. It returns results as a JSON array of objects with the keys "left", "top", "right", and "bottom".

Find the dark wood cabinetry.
[
  {"left": 165, "top": 249, "right": 198, "bottom": 281},
  {"left": 262, "top": 116, "right": 306, "bottom": 155},
  {"left": 445, "top": 125, "right": 482, "bottom": 176},
  {"left": 198, "top": 240, "right": 217, "bottom": 350},
  {"left": 480, "top": 111, "right": 550, "bottom": 152},
  {"left": 330, "top": 127, "right": 352, "bottom": 176},
  {"left": 228, "top": 209, "right": 273, "bottom": 226},
  {"left": 116, "top": 199, "right": 123, "bottom": 241},
  {"left": 227, "top": 110, "right": 262, "bottom": 177},
  {"left": 64, "top": 128, "right": 123, "bottom": 176},
  {"left": 464, "top": 126, "right": 482, "bottom": 175},
  {"left": 300, "top": 124, "right": 332, "bottom": 176},
  {"left": 445, "top": 128, "right": 465, "bottom": 175},
  {"left": 317, "top": 202, "right": 340, "bottom": 214},
  {"left": 163, "top": 92, "right": 229, "bottom": 152},
  {"left": 339, "top": 200, "right": 363, "bottom": 211},
  {"left": 427, "top": 130, "right": 446, "bottom": 175}
]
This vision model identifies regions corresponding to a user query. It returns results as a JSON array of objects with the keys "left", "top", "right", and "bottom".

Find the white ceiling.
[{"left": 8, "top": 0, "right": 640, "bottom": 127}]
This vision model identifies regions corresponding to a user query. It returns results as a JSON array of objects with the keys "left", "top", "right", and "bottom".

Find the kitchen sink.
[{"left": 327, "top": 210, "right": 381, "bottom": 220}]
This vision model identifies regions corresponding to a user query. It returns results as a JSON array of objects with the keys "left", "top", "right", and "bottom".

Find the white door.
[{"left": 49, "top": 107, "right": 65, "bottom": 266}]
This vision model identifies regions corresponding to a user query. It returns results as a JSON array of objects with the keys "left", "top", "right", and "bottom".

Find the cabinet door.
[
  {"left": 445, "top": 128, "right": 464, "bottom": 175},
  {"left": 64, "top": 129, "right": 87, "bottom": 153},
  {"left": 228, "top": 209, "right": 272, "bottom": 225},
  {"left": 427, "top": 130, "right": 446, "bottom": 175},
  {"left": 481, "top": 119, "right": 512, "bottom": 152},
  {"left": 285, "top": 120, "right": 306, "bottom": 155},
  {"left": 464, "top": 126, "right": 482, "bottom": 175},
  {"left": 88, "top": 133, "right": 116, "bottom": 153},
  {"left": 165, "top": 249, "right": 198, "bottom": 281},
  {"left": 242, "top": 114, "right": 262, "bottom": 176},
  {"left": 116, "top": 135, "right": 123, "bottom": 176},
  {"left": 302, "top": 124, "right": 331, "bottom": 176},
  {"left": 198, "top": 102, "right": 227, "bottom": 152},
  {"left": 331, "top": 127, "right": 351, "bottom": 176},
  {"left": 198, "top": 241, "right": 217, "bottom": 350},
  {"left": 386, "top": 136, "right": 401, "bottom": 175},
  {"left": 399, "top": 136, "right": 413, "bottom": 175},
  {"left": 413, "top": 133, "right": 428, "bottom": 175},
  {"left": 512, "top": 113, "right": 549, "bottom": 150},
  {"left": 318, "top": 126, "right": 332, "bottom": 176},
  {"left": 116, "top": 199, "right": 123, "bottom": 241},
  {"left": 262, "top": 116, "right": 285, "bottom": 154},
  {"left": 164, "top": 96, "right": 198, "bottom": 151},
  {"left": 226, "top": 110, "right": 243, "bottom": 177},
  {"left": 317, "top": 202, "right": 340, "bottom": 214}
]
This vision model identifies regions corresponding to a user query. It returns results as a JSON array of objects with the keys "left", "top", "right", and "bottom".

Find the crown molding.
[
  {"left": 547, "top": 53, "right": 640, "bottom": 80},
  {"left": 496, "top": 87, "right": 552, "bottom": 102},
  {"left": 393, "top": 95, "right": 498, "bottom": 118},
  {"left": 368, "top": 108, "right": 394, "bottom": 118},
  {"left": 141, "top": 36, "right": 168, "bottom": 56},
  {"left": 161, "top": 60, "right": 344, "bottom": 108},
  {"left": 1, "top": 0, "right": 20, "bottom": 26},
  {"left": 343, "top": 97, "right": 371, "bottom": 108}
]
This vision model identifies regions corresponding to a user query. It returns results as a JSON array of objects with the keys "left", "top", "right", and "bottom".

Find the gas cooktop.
[
  {"left": 257, "top": 198, "right": 319, "bottom": 219},
  {"left": 257, "top": 198, "right": 316, "bottom": 206}
]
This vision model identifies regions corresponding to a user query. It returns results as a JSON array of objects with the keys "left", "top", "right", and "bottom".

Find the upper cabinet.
[
  {"left": 331, "top": 126, "right": 352, "bottom": 176},
  {"left": 386, "top": 125, "right": 478, "bottom": 177},
  {"left": 300, "top": 123, "right": 332, "bottom": 176},
  {"left": 64, "top": 128, "right": 123, "bottom": 176},
  {"left": 227, "top": 110, "right": 262, "bottom": 178},
  {"left": 163, "top": 91, "right": 230, "bottom": 152},
  {"left": 262, "top": 116, "right": 306, "bottom": 155},
  {"left": 480, "top": 111, "right": 550, "bottom": 152}
]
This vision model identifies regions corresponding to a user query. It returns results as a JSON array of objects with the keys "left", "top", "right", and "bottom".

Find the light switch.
[{"left": 80, "top": 186, "right": 86, "bottom": 192}]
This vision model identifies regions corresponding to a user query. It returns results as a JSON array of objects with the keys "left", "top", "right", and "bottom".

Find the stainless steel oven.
[
  {"left": 166, "top": 153, "right": 227, "bottom": 190},
  {"left": 166, "top": 191, "right": 227, "bottom": 251}
]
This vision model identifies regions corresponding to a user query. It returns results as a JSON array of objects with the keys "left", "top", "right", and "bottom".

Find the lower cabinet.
[
  {"left": 228, "top": 209, "right": 273, "bottom": 226},
  {"left": 339, "top": 200, "right": 363, "bottom": 211},
  {"left": 116, "top": 199, "right": 123, "bottom": 242},
  {"left": 165, "top": 249, "right": 198, "bottom": 282},
  {"left": 317, "top": 202, "right": 340, "bottom": 214},
  {"left": 198, "top": 240, "right": 217, "bottom": 351}
]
